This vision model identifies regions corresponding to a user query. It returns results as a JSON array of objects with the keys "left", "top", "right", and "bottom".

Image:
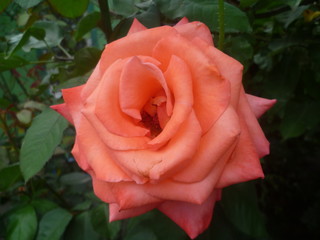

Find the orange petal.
[
  {"left": 174, "top": 21, "right": 214, "bottom": 46},
  {"left": 246, "top": 94, "right": 277, "bottom": 118},
  {"left": 148, "top": 55, "right": 193, "bottom": 147},
  {"left": 239, "top": 90, "right": 270, "bottom": 158},
  {"left": 192, "top": 37, "right": 243, "bottom": 108},
  {"left": 216, "top": 113, "right": 264, "bottom": 188},
  {"left": 113, "top": 111, "right": 202, "bottom": 181},
  {"left": 108, "top": 182, "right": 162, "bottom": 210},
  {"left": 51, "top": 103, "right": 73, "bottom": 124},
  {"left": 175, "top": 17, "right": 189, "bottom": 26},
  {"left": 90, "top": 172, "right": 116, "bottom": 203},
  {"left": 173, "top": 106, "right": 240, "bottom": 183},
  {"left": 158, "top": 190, "right": 219, "bottom": 239},
  {"left": 82, "top": 87, "right": 151, "bottom": 151},
  {"left": 127, "top": 18, "right": 147, "bottom": 35},
  {"left": 144, "top": 138, "right": 237, "bottom": 205},
  {"left": 61, "top": 85, "right": 132, "bottom": 182},
  {"left": 92, "top": 58, "right": 149, "bottom": 137},
  {"left": 71, "top": 138, "right": 90, "bottom": 171},
  {"left": 109, "top": 203, "right": 158, "bottom": 222},
  {"left": 153, "top": 34, "right": 230, "bottom": 133},
  {"left": 119, "top": 56, "right": 172, "bottom": 120}
]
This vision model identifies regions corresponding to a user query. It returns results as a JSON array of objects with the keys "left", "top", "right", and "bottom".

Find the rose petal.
[
  {"left": 107, "top": 182, "right": 162, "bottom": 210},
  {"left": 216, "top": 112, "right": 265, "bottom": 188},
  {"left": 119, "top": 56, "right": 173, "bottom": 120},
  {"left": 90, "top": 171, "right": 116, "bottom": 203},
  {"left": 112, "top": 111, "right": 202, "bottom": 181},
  {"left": 60, "top": 85, "right": 132, "bottom": 182},
  {"left": 239, "top": 90, "right": 270, "bottom": 157},
  {"left": 175, "top": 17, "right": 189, "bottom": 26},
  {"left": 148, "top": 55, "right": 193, "bottom": 147},
  {"left": 153, "top": 33, "right": 230, "bottom": 133},
  {"left": 143, "top": 138, "right": 237, "bottom": 205},
  {"left": 174, "top": 21, "right": 214, "bottom": 46},
  {"left": 246, "top": 94, "right": 277, "bottom": 119},
  {"left": 92, "top": 58, "right": 149, "bottom": 137},
  {"left": 172, "top": 106, "right": 240, "bottom": 182},
  {"left": 158, "top": 190, "right": 219, "bottom": 239},
  {"left": 51, "top": 103, "right": 73, "bottom": 124},
  {"left": 82, "top": 86, "right": 151, "bottom": 150},
  {"left": 127, "top": 18, "right": 147, "bottom": 35},
  {"left": 71, "top": 138, "right": 90, "bottom": 171},
  {"left": 109, "top": 203, "right": 158, "bottom": 222},
  {"left": 192, "top": 37, "right": 243, "bottom": 108},
  {"left": 81, "top": 26, "right": 176, "bottom": 100}
]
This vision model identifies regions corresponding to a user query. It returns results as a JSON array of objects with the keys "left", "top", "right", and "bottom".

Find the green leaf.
[
  {"left": 220, "top": 182, "right": 268, "bottom": 238},
  {"left": 6, "top": 205, "right": 37, "bottom": 240},
  {"left": 22, "top": 21, "right": 63, "bottom": 51},
  {"left": 48, "top": 0, "right": 89, "bottom": 18},
  {"left": 125, "top": 210, "right": 186, "bottom": 240},
  {"left": 90, "top": 204, "right": 120, "bottom": 240},
  {"left": 155, "top": 0, "right": 252, "bottom": 33},
  {"left": 60, "top": 172, "right": 91, "bottom": 185},
  {"left": 31, "top": 199, "right": 58, "bottom": 216},
  {"left": 74, "top": 12, "right": 101, "bottom": 41},
  {"left": 20, "top": 108, "right": 68, "bottom": 182},
  {"left": 73, "top": 47, "right": 102, "bottom": 75},
  {"left": 64, "top": 211, "right": 100, "bottom": 240},
  {"left": 0, "top": 0, "right": 11, "bottom": 13},
  {"left": 36, "top": 208, "right": 72, "bottom": 240},
  {"left": 109, "top": 0, "right": 139, "bottom": 17},
  {"left": 280, "top": 101, "right": 320, "bottom": 139},
  {"left": 14, "top": 0, "right": 44, "bottom": 9},
  {"left": 0, "top": 164, "right": 22, "bottom": 191},
  {"left": 0, "top": 54, "right": 29, "bottom": 72},
  {"left": 240, "top": 0, "right": 258, "bottom": 8}
]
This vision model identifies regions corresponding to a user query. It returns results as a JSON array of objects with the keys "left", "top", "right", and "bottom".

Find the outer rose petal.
[
  {"left": 238, "top": 89, "right": 270, "bottom": 158},
  {"left": 173, "top": 106, "right": 240, "bottom": 183},
  {"left": 175, "top": 17, "right": 189, "bottom": 26},
  {"left": 153, "top": 33, "right": 230, "bottom": 132},
  {"left": 246, "top": 94, "right": 277, "bottom": 118},
  {"left": 216, "top": 113, "right": 264, "bottom": 188},
  {"left": 51, "top": 103, "right": 73, "bottom": 124},
  {"left": 127, "top": 18, "right": 147, "bottom": 35},
  {"left": 109, "top": 203, "right": 158, "bottom": 222},
  {"left": 192, "top": 37, "right": 243, "bottom": 108},
  {"left": 174, "top": 21, "right": 214, "bottom": 46},
  {"left": 60, "top": 85, "right": 132, "bottom": 182},
  {"left": 81, "top": 26, "right": 177, "bottom": 100},
  {"left": 158, "top": 190, "right": 219, "bottom": 239}
]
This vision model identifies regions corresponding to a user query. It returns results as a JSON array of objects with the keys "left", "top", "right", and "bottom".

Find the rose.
[{"left": 51, "top": 18, "right": 276, "bottom": 239}]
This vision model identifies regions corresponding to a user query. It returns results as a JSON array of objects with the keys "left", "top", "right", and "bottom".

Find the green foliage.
[
  {"left": 0, "top": 0, "right": 319, "bottom": 240},
  {"left": 36, "top": 208, "right": 72, "bottom": 240},
  {"left": 20, "top": 108, "right": 68, "bottom": 182},
  {"left": 6, "top": 205, "right": 38, "bottom": 240},
  {"left": 48, "top": 0, "right": 89, "bottom": 18},
  {"left": 155, "top": 0, "right": 252, "bottom": 33}
]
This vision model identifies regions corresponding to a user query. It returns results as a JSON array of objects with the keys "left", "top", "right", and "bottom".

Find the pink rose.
[{"left": 52, "top": 18, "right": 276, "bottom": 238}]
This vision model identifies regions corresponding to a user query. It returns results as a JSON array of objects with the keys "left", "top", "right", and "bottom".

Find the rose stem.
[
  {"left": 98, "top": 0, "right": 113, "bottom": 43},
  {"left": 218, "top": 0, "right": 225, "bottom": 51}
]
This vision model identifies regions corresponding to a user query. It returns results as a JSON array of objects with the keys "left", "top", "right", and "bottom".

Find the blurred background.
[{"left": 0, "top": 0, "right": 319, "bottom": 239}]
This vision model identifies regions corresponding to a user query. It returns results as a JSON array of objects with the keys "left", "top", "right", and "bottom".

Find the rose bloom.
[{"left": 52, "top": 18, "right": 276, "bottom": 239}]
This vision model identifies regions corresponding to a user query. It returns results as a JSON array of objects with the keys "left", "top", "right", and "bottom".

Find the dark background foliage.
[{"left": 0, "top": 0, "right": 320, "bottom": 239}]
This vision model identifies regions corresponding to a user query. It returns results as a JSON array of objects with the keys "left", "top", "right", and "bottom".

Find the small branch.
[
  {"left": 98, "top": 0, "right": 113, "bottom": 43},
  {"left": 0, "top": 113, "right": 19, "bottom": 158},
  {"left": 218, "top": 0, "right": 225, "bottom": 51}
]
